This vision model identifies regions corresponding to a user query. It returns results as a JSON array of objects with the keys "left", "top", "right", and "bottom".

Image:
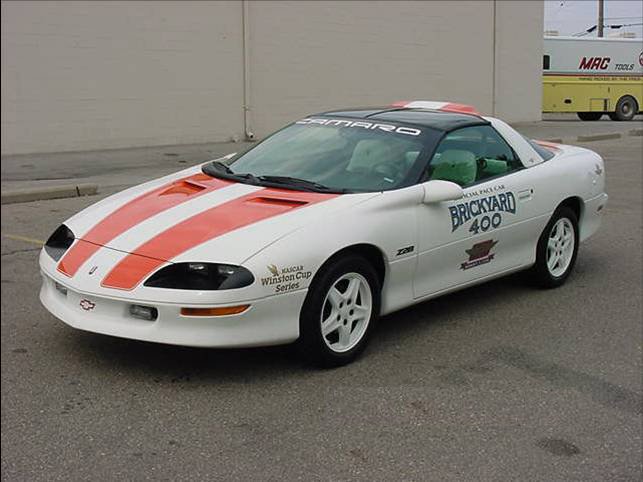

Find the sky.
[{"left": 544, "top": 0, "right": 643, "bottom": 37}]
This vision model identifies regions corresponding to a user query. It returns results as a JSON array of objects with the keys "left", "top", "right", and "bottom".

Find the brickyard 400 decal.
[{"left": 449, "top": 185, "right": 517, "bottom": 234}]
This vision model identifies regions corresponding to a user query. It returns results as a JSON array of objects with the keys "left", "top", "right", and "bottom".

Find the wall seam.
[
  {"left": 492, "top": 0, "right": 497, "bottom": 116},
  {"left": 242, "top": 0, "right": 254, "bottom": 140}
]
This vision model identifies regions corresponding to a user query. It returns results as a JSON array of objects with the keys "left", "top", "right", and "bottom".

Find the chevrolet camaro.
[{"left": 39, "top": 101, "right": 608, "bottom": 366}]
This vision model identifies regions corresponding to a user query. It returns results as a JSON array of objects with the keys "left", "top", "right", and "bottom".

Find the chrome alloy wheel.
[
  {"left": 547, "top": 217, "right": 575, "bottom": 277},
  {"left": 320, "top": 272, "right": 373, "bottom": 353}
]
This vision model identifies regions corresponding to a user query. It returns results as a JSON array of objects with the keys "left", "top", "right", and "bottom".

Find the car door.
[{"left": 413, "top": 125, "right": 544, "bottom": 299}]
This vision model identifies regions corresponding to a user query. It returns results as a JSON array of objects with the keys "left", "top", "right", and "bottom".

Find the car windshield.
[{"left": 205, "top": 117, "right": 440, "bottom": 193}]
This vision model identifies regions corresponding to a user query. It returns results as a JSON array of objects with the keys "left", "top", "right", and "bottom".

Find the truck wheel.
[
  {"left": 530, "top": 206, "right": 579, "bottom": 289},
  {"left": 612, "top": 96, "right": 638, "bottom": 121},
  {"left": 297, "top": 255, "right": 380, "bottom": 367},
  {"left": 577, "top": 112, "right": 603, "bottom": 121}
]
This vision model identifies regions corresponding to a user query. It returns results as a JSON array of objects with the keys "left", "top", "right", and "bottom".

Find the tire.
[
  {"left": 607, "top": 112, "right": 619, "bottom": 121},
  {"left": 297, "top": 255, "right": 381, "bottom": 367},
  {"left": 577, "top": 112, "right": 603, "bottom": 121},
  {"left": 612, "top": 95, "right": 638, "bottom": 121},
  {"left": 531, "top": 206, "right": 579, "bottom": 289}
]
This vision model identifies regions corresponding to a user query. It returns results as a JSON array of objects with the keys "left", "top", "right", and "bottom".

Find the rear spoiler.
[{"left": 390, "top": 100, "right": 481, "bottom": 116}]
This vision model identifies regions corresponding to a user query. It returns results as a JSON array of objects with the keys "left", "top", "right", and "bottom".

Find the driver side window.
[{"left": 426, "top": 125, "right": 522, "bottom": 187}]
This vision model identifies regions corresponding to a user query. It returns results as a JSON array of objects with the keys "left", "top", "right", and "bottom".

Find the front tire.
[
  {"left": 577, "top": 112, "right": 603, "bottom": 121},
  {"left": 531, "top": 206, "right": 579, "bottom": 288},
  {"left": 297, "top": 255, "right": 381, "bottom": 367}
]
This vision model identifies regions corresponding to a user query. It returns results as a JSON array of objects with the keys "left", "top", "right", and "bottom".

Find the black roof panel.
[{"left": 314, "top": 107, "right": 488, "bottom": 131}]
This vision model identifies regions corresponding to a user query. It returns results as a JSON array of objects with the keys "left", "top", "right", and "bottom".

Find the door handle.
[{"left": 517, "top": 189, "right": 533, "bottom": 201}]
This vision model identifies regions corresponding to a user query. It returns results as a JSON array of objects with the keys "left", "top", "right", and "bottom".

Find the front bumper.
[{"left": 40, "top": 272, "right": 305, "bottom": 348}]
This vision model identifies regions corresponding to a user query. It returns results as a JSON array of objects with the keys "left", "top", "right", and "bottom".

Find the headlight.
[
  {"left": 144, "top": 263, "right": 254, "bottom": 290},
  {"left": 44, "top": 224, "right": 75, "bottom": 261}
]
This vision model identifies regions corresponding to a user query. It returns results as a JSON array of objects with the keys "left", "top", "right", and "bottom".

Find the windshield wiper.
[
  {"left": 209, "top": 160, "right": 234, "bottom": 174},
  {"left": 203, "top": 164, "right": 345, "bottom": 193},
  {"left": 203, "top": 161, "right": 259, "bottom": 183},
  {"left": 256, "top": 175, "right": 338, "bottom": 192}
]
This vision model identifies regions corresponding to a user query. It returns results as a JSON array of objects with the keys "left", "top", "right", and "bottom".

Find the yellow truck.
[{"left": 543, "top": 36, "right": 643, "bottom": 121}]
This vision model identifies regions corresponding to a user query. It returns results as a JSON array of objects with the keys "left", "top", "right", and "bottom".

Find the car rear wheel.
[
  {"left": 531, "top": 206, "right": 579, "bottom": 288},
  {"left": 297, "top": 255, "right": 380, "bottom": 367},
  {"left": 577, "top": 112, "right": 603, "bottom": 121},
  {"left": 611, "top": 95, "right": 638, "bottom": 121}
]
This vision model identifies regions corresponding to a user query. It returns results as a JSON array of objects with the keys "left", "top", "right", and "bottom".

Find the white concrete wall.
[
  {"left": 1, "top": 1, "right": 245, "bottom": 154},
  {"left": 1, "top": 0, "right": 543, "bottom": 155},
  {"left": 247, "top": 1, "right": 496, "bottom": 138},
  {"left": 494, "top": 0, "right": 544, "bottom": 122}
]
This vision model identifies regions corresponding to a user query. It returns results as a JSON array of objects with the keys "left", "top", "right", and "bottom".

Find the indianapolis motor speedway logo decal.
[{"left": 461, "top": 240, "right": 498, "bottom": 270}]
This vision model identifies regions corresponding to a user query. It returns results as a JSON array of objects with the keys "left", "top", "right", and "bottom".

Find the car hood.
[{"left": 58, "top": 170, "right": 377, "bottom": 290}]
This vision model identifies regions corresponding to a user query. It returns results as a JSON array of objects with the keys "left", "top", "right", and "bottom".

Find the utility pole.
[{"left": 597, "top": 0, "right": 604, "bottom": 37}]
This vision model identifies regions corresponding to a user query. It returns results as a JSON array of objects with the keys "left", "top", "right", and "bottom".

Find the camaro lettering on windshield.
[
  {"left": 449, "top": 191, "right": 516, "bottom": 233},
  {"left": 296, "top": 118, "right": 421, "bottom": 136}
]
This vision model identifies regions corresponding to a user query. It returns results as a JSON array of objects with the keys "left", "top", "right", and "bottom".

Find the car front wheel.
[{"left": 297, "top": 255, "right": 380, "bottom": 367}]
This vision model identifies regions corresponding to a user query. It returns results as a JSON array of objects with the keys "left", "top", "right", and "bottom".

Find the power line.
[{"left": 571, "top": 22, "right": 643, "bottom": 37}]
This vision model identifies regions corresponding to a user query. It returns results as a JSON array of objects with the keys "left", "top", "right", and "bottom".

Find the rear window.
[{"left": 523, "top": 136, "right": 556, "bottom": 161}]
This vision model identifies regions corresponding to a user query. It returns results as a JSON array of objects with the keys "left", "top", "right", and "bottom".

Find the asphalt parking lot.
[{"left": 1, "top": 133, "right": 642, "bottom": 481}]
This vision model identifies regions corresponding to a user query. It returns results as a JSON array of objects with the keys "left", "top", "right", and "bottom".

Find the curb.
[
  {"left": 575, "top": 133, "right": 622, "bottom": 142},
  {"left": 1, "top": 183, "right": 98, "bottom": 205},
  {"left": 543, "top": 131, "right": 634, "bottom": 144}
]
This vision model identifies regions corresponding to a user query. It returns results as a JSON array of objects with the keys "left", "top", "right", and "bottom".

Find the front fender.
[{"left": 243, "top": 184, "right": 423, "bottom": 310}]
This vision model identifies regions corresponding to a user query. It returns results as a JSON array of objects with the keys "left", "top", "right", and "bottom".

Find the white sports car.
[{"left": 40, "top": 101, "right": 608, "bottom": 366}]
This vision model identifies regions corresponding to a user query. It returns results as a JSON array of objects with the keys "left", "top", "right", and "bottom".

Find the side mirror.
[{"left": 422, "top": 180, "right": 464, "bottom": 204}]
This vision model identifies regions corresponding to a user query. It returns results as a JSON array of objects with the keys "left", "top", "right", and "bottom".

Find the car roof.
[{"left": 313, "top": 107, "right": 490, "bottom": 132}]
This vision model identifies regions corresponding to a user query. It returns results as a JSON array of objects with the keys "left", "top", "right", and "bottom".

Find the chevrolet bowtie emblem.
[{"left": 79, "top": 299, "right": 95, "bottom": 311}]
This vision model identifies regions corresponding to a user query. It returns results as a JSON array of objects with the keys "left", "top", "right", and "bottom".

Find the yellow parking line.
[{"left": 3, "top": 234, "right": 45, "bottom": 246}]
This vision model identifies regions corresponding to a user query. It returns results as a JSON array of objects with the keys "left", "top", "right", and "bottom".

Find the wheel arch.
[
  {"left": 557, "top": 196, "right": 583, "bottom": 223},
  {"left": 616, "top": 94, "right": 639, "bottom": 110},
  {"left": 314, "top": 244, "right": 387, "bottom": 289}
]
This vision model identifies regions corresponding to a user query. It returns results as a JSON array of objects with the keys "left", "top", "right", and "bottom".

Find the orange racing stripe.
[
  {"left": 101, "top": 189, "right": 337, "bottom": 290},
  {"left": 57, "top": 173, "right": 231, "bottom": 277},
  {"left": 440, "top": 103, "right": 481, "bottom": 116},
  {"left": 534, "top": 140, "right": 562, "bottom": 152}
]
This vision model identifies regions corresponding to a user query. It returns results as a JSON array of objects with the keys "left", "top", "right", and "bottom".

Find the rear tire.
[
  {"left": 297, "top": 255, "right": 380, "bottom": 367},
  {"left": 612, "top": 95, "right": 638, "bottom": 121},
  {"left": 530, "top": 206, "right": 579, "bottom": 289},
  {"left": 577, "top": 112, "right": 603, "bottom": 121}
]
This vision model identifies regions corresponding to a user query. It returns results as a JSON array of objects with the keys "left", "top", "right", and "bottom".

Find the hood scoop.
[
  {"left": 159, "top": 180, "right": 207, "bottom": 197},
  {"left": 245, "top": 196, "right": 309, "bottom": 208}
]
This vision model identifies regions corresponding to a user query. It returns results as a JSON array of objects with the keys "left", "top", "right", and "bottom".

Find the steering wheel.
[{"left": 372, "top": 162, "right": 404, "bottom": 183}]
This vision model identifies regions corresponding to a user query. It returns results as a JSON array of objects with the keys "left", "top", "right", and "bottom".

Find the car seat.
[
  {"left": 347, "top": 139, "right": 399, "bottom": 172},
  {"left": 430, "top": 149, "right": 477, "bottom": 186}
]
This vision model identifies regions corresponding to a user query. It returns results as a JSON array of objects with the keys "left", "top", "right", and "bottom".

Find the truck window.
[{"left": 543, "top": 55, "right": 550, "bottom": 70}]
